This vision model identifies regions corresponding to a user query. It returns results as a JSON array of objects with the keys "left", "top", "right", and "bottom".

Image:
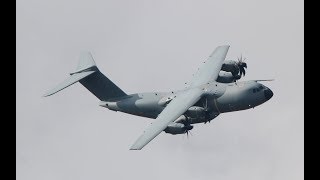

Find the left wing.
[{"left": 130, "top": 88, "right": 203, "bottom": 150}]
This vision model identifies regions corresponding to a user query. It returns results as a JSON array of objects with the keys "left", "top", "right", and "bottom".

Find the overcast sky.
[{"left": 17, "top": 0, "right": 304, "bottom": 179}]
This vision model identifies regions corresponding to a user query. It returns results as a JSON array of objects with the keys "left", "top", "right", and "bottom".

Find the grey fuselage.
[{"left": 99, "top": 80, "right": 273, "bottom": 124}]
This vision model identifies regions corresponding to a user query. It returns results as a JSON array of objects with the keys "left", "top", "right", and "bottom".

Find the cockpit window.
[
  {"left": 259, "top": 85, "right": 264, "bottom": 90},
  {"left": 253, "top": 89, "right": 256, "bottom": 93}
]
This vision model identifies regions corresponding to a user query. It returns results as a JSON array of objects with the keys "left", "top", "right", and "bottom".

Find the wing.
[
  {"left": 130, "top": 88, "right": 203, "bottom": 150},
  {"left": 189, "top": 45, "right": 230, "bottom": 87}
]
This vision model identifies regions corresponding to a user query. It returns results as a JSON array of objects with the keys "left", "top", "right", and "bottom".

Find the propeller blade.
[
  {"left": 243, "top": 62, "right": 247, "bottom": 68},
  {"left": 186, "top": 129, "right": 193, "bottom": 137},
  {"left": 241, "top": 66, "right": 246, "bottom": 76},
  {"left": 236, "top": 54, "right": 247, "bottom": 78},
  {"left": 239, "top": 66, "right": 244, "bottom": 77},
  {"left": 203, "top": 98, "right": 209, "bottom": 111}
]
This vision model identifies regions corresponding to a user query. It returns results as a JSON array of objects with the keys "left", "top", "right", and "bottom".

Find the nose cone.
[{"left": 264, "top": 88, "right": 273, "bottom": 100}]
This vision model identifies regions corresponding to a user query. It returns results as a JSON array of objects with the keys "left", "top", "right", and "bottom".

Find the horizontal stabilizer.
[
  {"left": 43, "top": 71, "right": 95, "bottom": 97},
  {"left": 43, "top": 51, "right": 127, "bottom": 100}
]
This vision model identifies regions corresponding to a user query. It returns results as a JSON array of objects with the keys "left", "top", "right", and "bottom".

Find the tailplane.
[{"left": 43, "top": 52, "right": 127, "bottom": 101}]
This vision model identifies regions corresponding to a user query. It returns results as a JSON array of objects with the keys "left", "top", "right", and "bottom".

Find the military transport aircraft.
[{"left": 43, "top": 45, "right": 273, "bottom": 150}]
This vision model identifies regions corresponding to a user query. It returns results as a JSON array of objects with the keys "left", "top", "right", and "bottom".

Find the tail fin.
[{"left": 43, "top": 52, "right": 127, "bottom": 101}]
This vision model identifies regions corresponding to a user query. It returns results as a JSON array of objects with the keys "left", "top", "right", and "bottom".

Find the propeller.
[
  {"left": 184, "top": 124, "right": 193, "bottom": 138},
  {"left": 185, "top": 126, "right": 193, "bottom": 138},
  {"left": 182, "top": 118, "right": 193, "bottom": 138},
  {"left": 237, "top": 54, "right": 247, "bottom": 77}
]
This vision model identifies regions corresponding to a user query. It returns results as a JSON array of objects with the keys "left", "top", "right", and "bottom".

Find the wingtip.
[
  {"left": 42, "top": 93, "right": 50, "bottom": 97},
  {"left": 129, "top": 145, "right": 142, "bottom": 150},
  {"left": 221, "top": 45, "right": 230, "bottom": 48},
  {"left": 43, "top": 90, "right": 55, "bottom": 97},
  {"left": 215, "top": 45, "right": 230, "bottom": 51}
]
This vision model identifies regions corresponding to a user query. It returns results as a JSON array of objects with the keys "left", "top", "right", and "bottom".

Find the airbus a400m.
[{"left": 44, "top": 45, "right": 273, "bottom": 150}]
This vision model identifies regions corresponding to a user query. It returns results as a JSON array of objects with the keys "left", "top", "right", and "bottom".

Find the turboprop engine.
[
  {"left": 164, "top": 107, "right": 205, "bottom": 135},
  {"left": 217, "top": 71, "right": 237, "bottom": 83},
  {"left": 217, "top": 56, "right": 247, "bottom": 83},
  {"left": 164, "top": 122, "right": 193, "bottom": 135},
  {"left": 185, "top": 106, "right": 206, "bottom": 119}
]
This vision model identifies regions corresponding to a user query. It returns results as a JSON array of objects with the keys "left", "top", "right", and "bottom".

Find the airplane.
[{"left": 43, "top": 45, "right": 273, "bottom": 150}]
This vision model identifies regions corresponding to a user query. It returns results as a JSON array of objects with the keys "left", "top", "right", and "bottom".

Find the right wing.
[
  {"left": 130, "top": 88, "right": 203, "bottom": 150},
  {"left": 189, "top": 45, "right": 230, "bottom": 87},
  {"left": 130, "top": 45, "right": 230, "bottom": 150}
]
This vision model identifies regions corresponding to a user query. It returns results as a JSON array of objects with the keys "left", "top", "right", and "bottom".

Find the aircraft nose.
[{"left": 264, "top": 88, "right": 273, "bottom": 100}]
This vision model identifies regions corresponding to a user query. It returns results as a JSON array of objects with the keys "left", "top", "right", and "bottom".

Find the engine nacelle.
[
  {"left": 216, "top": 71, "right": 239, "bottom": 83},
  {"left": 164, "top": 122, "right": 193, "bottom": 135},
  {"left": 185, "top": 106, "right": 206, "bottom": 119},
  {"left": 220, "top": 59, "right": 247, "bottom": 81},
  {"left": 221, "top": 60, "right": 239, "bottom": 75}
]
